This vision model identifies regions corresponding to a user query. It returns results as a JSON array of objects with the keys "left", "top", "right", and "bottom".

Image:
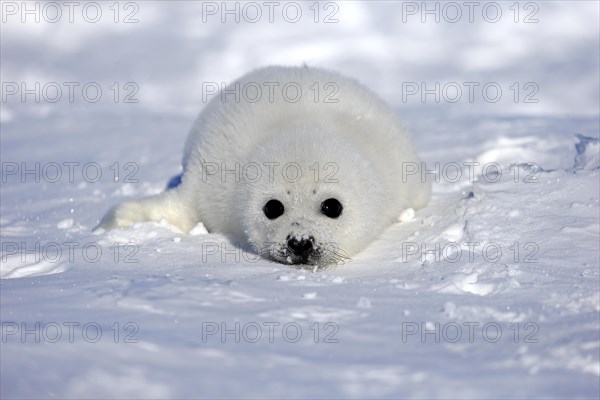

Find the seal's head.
[{"left": 237, "top": 126, "right": 392, "bottom": 267}]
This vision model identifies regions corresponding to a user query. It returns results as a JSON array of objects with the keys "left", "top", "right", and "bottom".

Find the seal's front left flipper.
[{"left": 94, "top": 188, "right": 197, "bottom": 233}]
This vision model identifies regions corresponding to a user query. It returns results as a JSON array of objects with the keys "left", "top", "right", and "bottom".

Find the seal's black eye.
[
  {"left": 321, "top": 198, "right": 342, "bottom": 219},
  {"left": 263, "top": 199, "right": 284, "bottom": 220}
]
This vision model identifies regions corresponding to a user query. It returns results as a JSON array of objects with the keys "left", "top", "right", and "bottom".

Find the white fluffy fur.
[{"left": 98, "top": 66, "right": 430, "bottom": 265}]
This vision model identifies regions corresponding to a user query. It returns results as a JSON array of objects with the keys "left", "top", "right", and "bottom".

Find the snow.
[{"left": 1, "top": 1, "right": 599, "bottom": 399}]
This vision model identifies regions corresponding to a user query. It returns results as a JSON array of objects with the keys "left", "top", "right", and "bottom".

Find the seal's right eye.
[{"left": 263, "top": 199, "right": 284, "bottom": 220}]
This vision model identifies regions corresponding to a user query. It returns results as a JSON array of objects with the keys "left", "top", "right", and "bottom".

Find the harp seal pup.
[{"left": 97, "top": 65, "right": 431, "bottom": 266}]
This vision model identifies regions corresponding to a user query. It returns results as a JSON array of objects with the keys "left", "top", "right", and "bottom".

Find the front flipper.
[
  {"left": 95, "top": 189, "right": 197, "bottom": 233},
  {"left": 397, "top": 208, "right": 416, "bottom": 223}
]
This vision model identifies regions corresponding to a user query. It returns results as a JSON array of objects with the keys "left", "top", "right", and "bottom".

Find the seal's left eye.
[
  {"left": 263, "top": 199, "right": 284, "bottom": 220},
  {"left": 321, "top": 198, "right": 343, "bottom": 219}
]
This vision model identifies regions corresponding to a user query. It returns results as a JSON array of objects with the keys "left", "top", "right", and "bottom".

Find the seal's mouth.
[
  {"left": 283, "top": 251, "right": 320, "bottom": 266},
  {"left": 269, "top": 243, "right": 320, "bottom": 266}
]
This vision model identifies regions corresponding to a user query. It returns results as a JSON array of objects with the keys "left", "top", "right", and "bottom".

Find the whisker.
[{"left": 256, "top": 241, "right": 351, "bottom": 269}]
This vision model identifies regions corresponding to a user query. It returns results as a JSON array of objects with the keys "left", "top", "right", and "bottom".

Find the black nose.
[{"left": 287, "top": 236, "right": 313, "bottom": 256}]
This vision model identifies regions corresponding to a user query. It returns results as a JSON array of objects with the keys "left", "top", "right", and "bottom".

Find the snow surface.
[{"left": 1, "top": 1, "right": 599, "bottom": 399}]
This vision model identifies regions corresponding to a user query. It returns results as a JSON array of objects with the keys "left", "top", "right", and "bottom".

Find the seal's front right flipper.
[{"left": 94, "top": 189, "right": 197, "bottom": 233}]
